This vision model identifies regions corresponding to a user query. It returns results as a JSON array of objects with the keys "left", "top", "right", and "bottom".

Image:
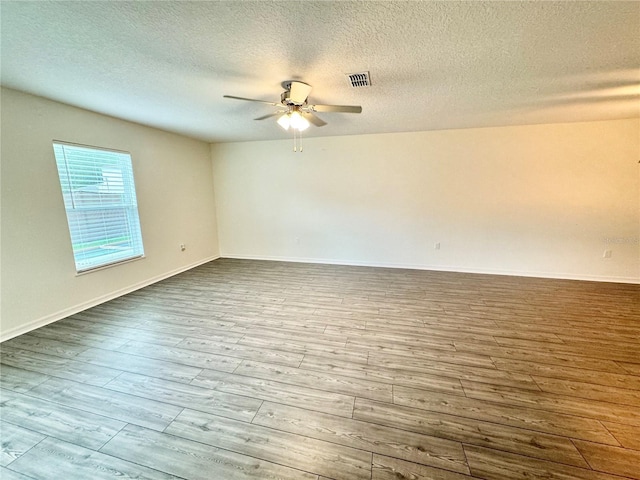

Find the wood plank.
[
  {"left": 1, "top": 335, "right": 88, "bottom": 359},
  {"left": 241, "top": 328, "right": 348, "bottom": 348},
  {"left": 237, "top": 325, "right": 350, "bottom": 344},
  {"left": 424, "top": 321, "right": 565, "bottom": 344},
  {"left": 341, "top": 328, "right": 458, "bottom": 351},
  {"left": 234, "top": 359, "right": 393, "bottom": 402},
  {"left": 232, "top": 319, "right": 328, "bottom": 336},
  {"left": 573, "top": 440, "right": 640, "bottom": 479},
  {"left": 55, "top": 316, "right": 190, "bottom": 346},
  {"left": 166, "top": 408, "right": 371, "bottom": 480},
  {"left": 1, "top": 347, "right": 121, "bottom": 387},
  {"left": 27, "top": 324, "right": 130, "bottom": 350},
  {"left": 0, "top": 388, "right": 125, "bottom": 449},
  {"left": 177, "top": 337, "right": 304, "bottom": 367},
  {"left": 252, "top": 402, "right": 470, "bottom": 474},
  {"left": 345, "top": 337, "right": 461, "bottom": 359},
  {"left": 9, "top": 437, "right": 179, "bottom": 480},
  {"left": 116, "top": 340, "right": 242, "bottom": 372},
  {"left": 367, "top": 347, "right": 497, "bottom": 369},
  {"left": 366, "top": 353, "right": 538, "bottom": 390},
  {"left": 0, "top": 421, "right": 46, "bottom": 467},
  {"left": 455, "top": 341, "right": 627, "bottom": 374},
  {"left": 353, "top": 398, "right": 589, "bottom": 467},
  {"left": 493, "top": 357, "right": 640, "bottom": 390},
  {"left": 617, "top": 361, "right": 640, "bottom": 376},
  {"left": 359, "top": 320, "right": 501, "bottom": 344},
  {"left": 75, "top": 347, "right": 203, "bottom": 384},
  {"left": 464, "top": 444, "right": 627, "bottom": 480},
  {"left": 493, "top": 336, "right": 640, "bottom": 364},
  {"left": 602, "top": 422, "right": 640, "bottom": 450},
  {"left": 0, "top": 365, "right": 50, "bottom": 393},
  {"left": 461, "top": 379, "right": 640, "bottom": 426},
  {"left": 100, "top": 424, "right": 318, "bottom": 480},
  {"left": 0, "top": 466, "right": 39, "bottom": 480},
  {"left": 239, "top": 335, "right": 367, "bottom": 363},
  {"left": 70, "top": 308, "right": 143, "bottom": 328},
  {"left": 392, "top": 385, "right": 617, "bottom": 444},
  {"left": 371, "top": 454, "right": 472, "bottom": 480},
  {"left": 301, "top": 355, "right": 466, "bottom": 394},
  {"left": 532, "top": 375, "right": 640, "bottom": 407},
  {"left": 105, "top": 371, "right": 261, "bottom": 422},
  {"left": 137, "top": 315, "right": 236, "bottom": 331},
  {"left": 192, "top": 369, "right": 355, "bottom": 418},
  {"left": 556, "top": 334, "right": 640, "bottom": 351},
  {"left": 28, "top": 377, "right": 182, "bottom": 431}
]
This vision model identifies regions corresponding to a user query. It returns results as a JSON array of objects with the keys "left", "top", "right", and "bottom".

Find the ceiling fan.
[{"left": 223, "top": 81, "right": 362, "bottom": 132}]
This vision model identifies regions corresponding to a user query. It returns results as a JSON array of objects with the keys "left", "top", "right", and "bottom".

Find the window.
[{"left": 53, "top": 142, "right": 144, "bottom": 273}]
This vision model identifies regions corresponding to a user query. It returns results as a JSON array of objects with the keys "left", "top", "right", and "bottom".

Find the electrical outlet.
[
  {"left": 603, "top": 249, "right": 612, "bottom": 258},
  {"left": 180, "top": 244, "right": 186, "bottom": 251}
]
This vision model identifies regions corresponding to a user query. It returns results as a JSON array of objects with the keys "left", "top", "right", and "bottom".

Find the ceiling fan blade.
[
  {"left": 254, "top": 111, "right": 284, "bottom": 121},
  {"left": 303, "top": 111, "right": 327, "bottom": 127},
  {"left": 289, "top": 81, "right": 312, "bottom": 104},
  {"left": 310, "top": 104, "right": 362, "bottom": 113},
  {"left": 223, "top": 95, "right": 281, "bottom": 106}
]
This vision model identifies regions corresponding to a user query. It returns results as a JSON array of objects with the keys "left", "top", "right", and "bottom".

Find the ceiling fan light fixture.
[
  {"left": 277, "top": 111, "right": 310, "bottom": 132},
  {"left": 277, "top": 113, "right": 291, "bottom": 130},
  {"left": 289, "top": 111, "right": 310, "bottom": 131}
]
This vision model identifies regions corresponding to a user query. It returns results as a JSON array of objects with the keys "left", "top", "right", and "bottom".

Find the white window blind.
[{"left": 53, "top": 142, "right": 145, "bottom": 273}]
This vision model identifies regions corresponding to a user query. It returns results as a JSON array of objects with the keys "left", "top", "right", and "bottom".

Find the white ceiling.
[{"left": 1, "top": 1, "right": 639, "bottom": 143}]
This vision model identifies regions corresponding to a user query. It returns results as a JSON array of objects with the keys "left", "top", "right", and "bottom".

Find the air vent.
[{"left": 347, "top": 71, "right": 371, "bottom": 88}]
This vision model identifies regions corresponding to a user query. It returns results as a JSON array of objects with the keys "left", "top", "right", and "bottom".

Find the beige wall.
[
  {"left": 212, "top": 119, "right": 639, "bottom": 283},
  {"left": 1, "top": 88, "right": 220, "bottom": 340}
]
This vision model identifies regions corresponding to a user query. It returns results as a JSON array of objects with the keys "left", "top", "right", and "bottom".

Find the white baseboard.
[
  {"left": 221, "top": 253, "right": 640, "bottom": 284},
  {"left": 0, "top": 255, "right": 220, "bottom": 343}
]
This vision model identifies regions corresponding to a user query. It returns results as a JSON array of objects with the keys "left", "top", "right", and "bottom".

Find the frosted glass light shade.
[
  {"left": 277, "top": 111, "right": 309, "bottom": 131},
  {"left": 277, "top": 114, "right": 290, "bottom": 130},
  {"left": 289, "top": 111, "right": 310, "bottom": 131}
]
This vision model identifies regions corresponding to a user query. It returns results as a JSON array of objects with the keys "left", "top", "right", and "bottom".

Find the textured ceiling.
[{"left": 1, "top": 1, "right": 639, "bottom": 143}]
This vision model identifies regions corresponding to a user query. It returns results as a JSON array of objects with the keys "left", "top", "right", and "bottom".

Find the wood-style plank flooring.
[{"left": 1, "top": 258, "right": 639, "bottom": 479}]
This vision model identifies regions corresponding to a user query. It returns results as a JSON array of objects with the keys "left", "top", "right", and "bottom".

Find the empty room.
[{"left": 1, "top": 1, "right": 639, "bottom": 479}]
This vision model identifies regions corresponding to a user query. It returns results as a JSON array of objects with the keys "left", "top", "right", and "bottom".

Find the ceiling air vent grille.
[{"left": 347, "top": 71, "right": 371, "bottom": 88}]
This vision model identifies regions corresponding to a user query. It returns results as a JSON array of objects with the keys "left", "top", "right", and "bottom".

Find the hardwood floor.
[{"left": 1, "top": 258, "right": 639, "bottom": 479}]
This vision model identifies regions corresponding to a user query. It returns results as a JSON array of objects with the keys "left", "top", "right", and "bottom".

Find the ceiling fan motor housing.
[
  {"left": 281, "top": 90, "right": 293, "bottom": 105},
  {"left": 281, "top": 89, "right": 305, "bottom": 106}
]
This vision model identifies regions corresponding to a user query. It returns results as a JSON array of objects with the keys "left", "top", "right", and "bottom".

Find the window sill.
[{"left": 75, "top": 255, "right": 145, "bottom": 276}]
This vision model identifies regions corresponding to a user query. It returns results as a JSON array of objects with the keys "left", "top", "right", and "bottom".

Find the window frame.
[{"left": 52, "top": 141, "right": 145, "bottom": 274}]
